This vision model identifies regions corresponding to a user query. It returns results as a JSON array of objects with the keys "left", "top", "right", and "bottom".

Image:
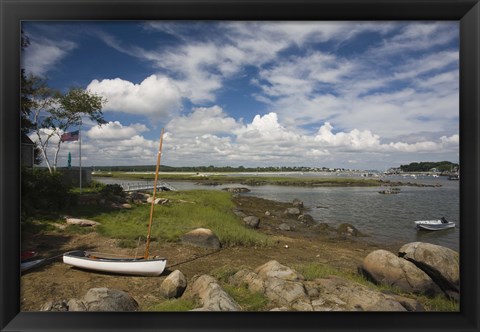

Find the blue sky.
[{"left": 22, "top": 21, "right": 459, "bottom": 170}]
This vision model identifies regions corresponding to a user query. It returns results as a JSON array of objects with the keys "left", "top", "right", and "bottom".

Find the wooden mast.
[{"left": 144, "top": 128, "right": 164, "bottom": 259}]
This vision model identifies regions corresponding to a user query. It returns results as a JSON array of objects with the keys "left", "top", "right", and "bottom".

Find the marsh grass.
[
  {"left": 95, "top": 190, "right": 272, "bottom": 247},
  {"left": 95, "top": 172, "right": 384, "bottom": 187}
]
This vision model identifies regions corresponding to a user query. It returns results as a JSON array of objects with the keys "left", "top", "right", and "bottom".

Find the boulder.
[
  {"left": 298, "top": 214, "right": 315, "bottom": 224},
  {"left": 311, "top": 276, "right": 409, "bottom": 311},
  {"left": 243, "top": 216, "right": 260, "bottom": 228},
  {"left": 147, "top": 197, "right": 169, "bottom": 205},
  {"left": 398, "top": 242, "right": 459, "bottom": 293},
  {"left": 66, "top": 299, "right": 87, "bottom": 311},
  {"left": 65, "top": 218, "right": 100, "bottom": 227},
  {"left": 360, "top": 249, "right": 441, "bottom": 296},
  {"left": 292, "top": 199, "right": 304, "bottom": 208},
  {"left": 229, "top": 268, "right": 266, "bottom": 294},
  {"left": 278, "top": 223, "right": 293, "bottom": 231},
  {"left": 337, "top": 223, "right": 360, "bottom": 236},
  {"left": 160, "top": 270, "right": 187, "bottom": 298},
  {"left": 248, "top": 261, "right": 311, "bottom": 310},
  {"left": 263, "top": 277, "right": 312, "bottom": 310},
  {"left": 181, "top": 228, "right": 221, "bottom": 249},
  {"left": 40, "top": 300, "right": 69, "bottom": 311},
  {"left": 68, "top": 288, "right": 139, "bottom": 311},
  {"left": 284, "top": 208, "right": 301, "bottom": 216},
  {"left": 254, "top": 260, "right": 304, "bottom": 282},
  {"left": 187, "top": 275, "right": 241, "bottom": 311}
]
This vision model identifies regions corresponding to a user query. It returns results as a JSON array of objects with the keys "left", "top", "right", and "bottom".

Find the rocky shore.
[{"left": 21, "top": 194, "right": 459, "bottom": 312}]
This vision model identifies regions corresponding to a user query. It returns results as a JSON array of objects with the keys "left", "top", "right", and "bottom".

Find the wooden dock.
[{"left": 121, "top": 181, "right": 177, "bottom": 192}]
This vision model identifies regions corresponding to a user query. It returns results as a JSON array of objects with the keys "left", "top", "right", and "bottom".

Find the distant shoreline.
[{"left": 92, "top": 171, "right": 442, "bottom": 188}]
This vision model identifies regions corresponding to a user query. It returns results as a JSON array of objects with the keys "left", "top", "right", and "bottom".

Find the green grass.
[
  {"left": 94, "top": 190, "right": 272, "bottom": 247},
  {"left": 223, "top": 284, "right": 270, "bottom": 311},
  {"left": 210, "top": 265, "right": 270, "bottom": 311},
  {"left": 416, "top": 294, "right": 459, "bottom": 312},
  {"left": 64, "top": 224, "right": 95, "bottom": 235},
  {"left": 210, "top": 265, "right": 240, "bottom": 283}
]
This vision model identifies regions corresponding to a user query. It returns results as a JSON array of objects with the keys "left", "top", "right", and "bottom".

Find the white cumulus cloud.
[
  {"left": 86, "top": 121, "right": 148, "bottom": 140},
  {"left": 86, "top": 75, "right": 182, "bottom": 119}
]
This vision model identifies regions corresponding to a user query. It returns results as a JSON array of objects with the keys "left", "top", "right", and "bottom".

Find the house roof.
[{"left": 21, "top": 133, "right": 35, "bottom": 145}]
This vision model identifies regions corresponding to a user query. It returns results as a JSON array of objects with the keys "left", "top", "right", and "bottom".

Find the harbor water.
[{"left": 96, "top": 174, "right": 459, "bottom": 251}]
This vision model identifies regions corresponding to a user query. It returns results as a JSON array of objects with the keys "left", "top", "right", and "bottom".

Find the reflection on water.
[{"left": 96, "top": 175, "right": 459, "bottom": 251}]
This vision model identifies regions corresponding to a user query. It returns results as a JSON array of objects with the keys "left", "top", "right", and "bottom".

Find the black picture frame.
[{"left": 1, "top": 0, "right": 479, "bottom": 331}]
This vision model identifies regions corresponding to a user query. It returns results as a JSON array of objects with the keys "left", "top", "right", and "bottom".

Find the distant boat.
[
  {"left": 415, "top": 217, "right": 455, "bottom": 231},
  {"left": 448, "top": 174, "right": 459, "bottom": 180}
]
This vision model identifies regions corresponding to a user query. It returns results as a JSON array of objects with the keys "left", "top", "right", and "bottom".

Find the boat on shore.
[
  {"left": 415, "top": 217, "right": 455, "bottom": 231},
  {"left": 63, "top": 128, "right": 168, "bottom": 276},
  {"left": 63, "top": 250, "right": 166, "bottom": 276}
]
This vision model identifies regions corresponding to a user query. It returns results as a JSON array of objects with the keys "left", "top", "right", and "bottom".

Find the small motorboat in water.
[{"left": 415, "top": 217, "right": 455, "bottom": 231}]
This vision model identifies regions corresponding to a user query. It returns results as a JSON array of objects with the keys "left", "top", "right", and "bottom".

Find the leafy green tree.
[{"left": 30, "top": 88, "right": 106, "bottom": 173}]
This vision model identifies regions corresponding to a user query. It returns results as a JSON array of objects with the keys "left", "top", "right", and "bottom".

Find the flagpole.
[{"left": 79, "top": 128, "right": 82, "bottom": 194}]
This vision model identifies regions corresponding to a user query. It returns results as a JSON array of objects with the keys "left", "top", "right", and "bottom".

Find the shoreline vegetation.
[
  {"left": 21, "top": 177, "right": 458, "bottom": 312},
  {"left": 92, "top": 172, "right": 442, "bottom": 188}
]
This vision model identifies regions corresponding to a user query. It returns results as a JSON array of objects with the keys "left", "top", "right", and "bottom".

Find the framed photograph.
[{"left": 1, "top": 0, "right": 479, "bottom": 331}]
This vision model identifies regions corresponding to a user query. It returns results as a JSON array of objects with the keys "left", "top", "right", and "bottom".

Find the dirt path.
[{"left": 21, "top": 195, "right": 399, "bottom": 311}]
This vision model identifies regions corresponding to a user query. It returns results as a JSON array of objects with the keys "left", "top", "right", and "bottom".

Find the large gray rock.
[
  {"left": 254, "top": 260, "right": 311, "bottom": 310},
  {"left": 398, "top": 242, "right": 459, "bottom": 293},
  {"left": 229, "top": 268, "right": 266, "bottom": 294},
  {"left": 284, "top": 207, "right": 301, "bottom": 216},
  {"left": 187, "top": 275, "right": 241, "bottom": 311},
  {"left": 263, "top": 277, "right": 312, "bottom": 310},
  {"left": 181, "top": 228, "right": 221, "bottom": 249},
  {"left": 337, "top": 223, "right": 360, "bottom": 236},
  {"left": 243, "top": 216, "right": 260, "bottom": 228},
  {"left": 311, "top": 276, "right": 410, "bottom": 311},
  {"left": 147, "top": 197, "right": 170, "bottom": 205},
  {"left": 160, "top": 270, "right": 187, "bottom": 298},
  {"left": 298, "top": 214, "right": 315, "bottom": 224},
  {"left": 360, "top": 249, "right": 441, "bottom": 296},
  {"left": 292, "top": 199, "right": 304, "bottom": 208},
  {"left": 40, "top": 300, "right": 69, "bottom": 311},
  {"left": 65, "top": 217, "right": 100, "bottom": 227},
  {"left": 254, "top": 260, "right": 304, "bottom": 282},
  {"left": 69, "top": 288, "right": 139, "bottom": 311},
  {"left": 278, "top": 223, "right": 293, "bottom": 231}
]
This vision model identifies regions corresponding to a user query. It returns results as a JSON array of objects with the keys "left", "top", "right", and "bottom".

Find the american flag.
[{"left": 60, "top": 130, "right": 79, "bottom": 142}]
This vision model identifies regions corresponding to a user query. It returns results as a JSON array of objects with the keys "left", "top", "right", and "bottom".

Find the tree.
[
  {"left": 21, "top": 30, "right": 43, "bottom": 164},
  {"left": 31, "top": 88, "right": 107, "bottom": 173}
]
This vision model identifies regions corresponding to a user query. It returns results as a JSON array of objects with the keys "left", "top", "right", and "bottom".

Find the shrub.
[
  {"left": 21, "top": 167, "right": 72, "bottom": 217},
  {"left": 100, "top": 184, "right": 125, "bottom": 199}
]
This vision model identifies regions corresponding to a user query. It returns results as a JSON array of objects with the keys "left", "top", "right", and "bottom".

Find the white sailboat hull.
[
  {"left": 414, "top": 219, "right": 455, "bottom": 231},
  {"left": 63, "top": 251, "right": 167, "bottom": 276}
]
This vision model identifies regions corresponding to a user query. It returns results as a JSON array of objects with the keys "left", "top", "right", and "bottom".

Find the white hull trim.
[
  {"left": 63, "top": 251, "right": 167, "bottom": 276},
  {"left": 416, "top": 223, "right": 455, "bottom": 231}
]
